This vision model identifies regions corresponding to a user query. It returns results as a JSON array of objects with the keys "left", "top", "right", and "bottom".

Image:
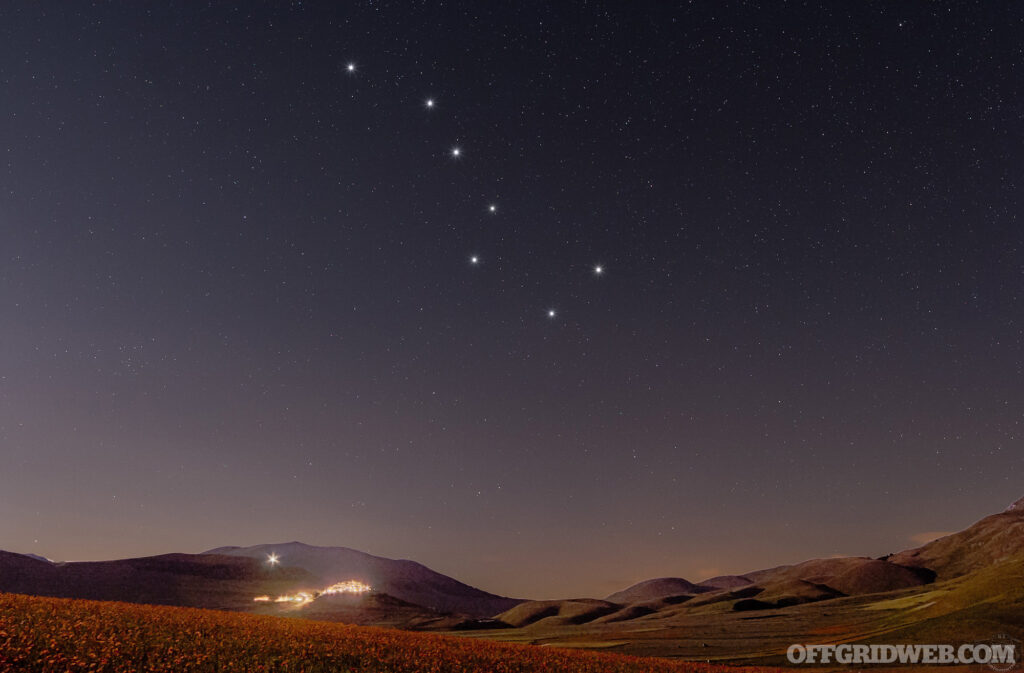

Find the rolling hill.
[
  {"left": 496, "top": 599, "right": 620, "bottom": 628},
  {"left": 742, "top": 556, "right": 932, "bottom": 595},
  {"left": 605, "top": 577, "right": 711, "bottom": 603},
  {"left": 887, "top": 502, "right": 1024, "bottom": 579},
  {"left": 0, "top": 542, "right": 522, "bottom": 624},
  {"left": 205, "top": 541, "right": 521, "bottom": 617},
  {"left": 2, "top": 493, "right": 1021, "bottom": 659},
  {"left": 466, "top": 494, "right": 1024, "bottom": 660}
]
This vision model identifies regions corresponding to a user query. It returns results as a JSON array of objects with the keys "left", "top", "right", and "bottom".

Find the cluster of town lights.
[
  {"left": 253, "top": 580, "right": 373, "bottom": 605},
  {"left": 253, "top": 553, "right": 373, "bottom": 605}
]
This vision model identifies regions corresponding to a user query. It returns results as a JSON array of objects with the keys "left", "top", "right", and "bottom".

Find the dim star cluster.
[{"left": 346, "top": 63, "right": 605, "bottom": 321}]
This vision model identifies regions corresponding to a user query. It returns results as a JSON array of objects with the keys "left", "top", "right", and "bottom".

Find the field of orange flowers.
[{"left": 0, "top": 592, "right": 785, "bottom": 673}]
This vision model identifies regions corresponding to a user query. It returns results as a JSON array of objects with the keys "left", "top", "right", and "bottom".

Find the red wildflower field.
[{"left": 0, "top": 592, "right": 784, "bottom": 673}]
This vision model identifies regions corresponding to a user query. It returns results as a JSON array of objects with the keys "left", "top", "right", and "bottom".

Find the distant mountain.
[
  {"left": 205, "top": 541, "right": 522, "bottom": 618},
  {"left": 0, "top": 551, "right": 315, "bottom": 610},
  {"left": 597, "top": 496, "right": 1024, "bottom": 619},
  {"left": 742, "top": 556, "right": 932, "bottom": 595},
  {"left": 604, "top": 577, "right": 710, "bottom": 603},
  {"left": 599, "top": 556, "right": 930, "bottom": 614},
  {"left": 0, "top": 542, "right": 521, "bottom": 622},
  {"left": 5, "top": 493, "right": 1021, "bottom": 641},
  {"left": 479, "top": 498, "right": 1024, "bottom": 659}
]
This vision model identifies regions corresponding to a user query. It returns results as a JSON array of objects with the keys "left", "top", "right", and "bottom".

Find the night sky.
[{"left": 1, "top": 2, "right": 1022, "bottom": 599}]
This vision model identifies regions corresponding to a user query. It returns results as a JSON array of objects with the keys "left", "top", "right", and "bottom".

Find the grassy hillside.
[
  {"left": 889, "top": 511, "right": 1024, "bottom": 579},
  {"left": 0, "top": 592, "right": 781, "bottom": 673}
]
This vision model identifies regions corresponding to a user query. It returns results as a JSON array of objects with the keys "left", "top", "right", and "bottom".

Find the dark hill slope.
[
  {"left": 0, "top": 551, "right": 313, "bottom": 610},
  {"left": 206, "top": 542, "right": 522, "bottom": 617}
]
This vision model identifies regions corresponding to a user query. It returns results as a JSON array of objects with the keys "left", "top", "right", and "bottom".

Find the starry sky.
[{"left": 1, "top": 2, "right": 1022, "bottom": 599}]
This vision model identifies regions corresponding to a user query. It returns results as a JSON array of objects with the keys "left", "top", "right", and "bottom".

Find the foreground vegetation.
[{"left": 0, "top": 593, "right": 780, "bottom": 673}]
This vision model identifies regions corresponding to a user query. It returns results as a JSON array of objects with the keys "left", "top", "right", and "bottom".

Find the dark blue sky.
[{"left": 1, "top": 1, "right": 1021, "bottom": 598}]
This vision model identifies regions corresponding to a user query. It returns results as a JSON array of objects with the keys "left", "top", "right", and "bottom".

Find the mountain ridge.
[
  {"left": 2, "top": 493, "right": 1020, "bottom": 634},
  {"left": 599, "top": 494, "right": 1024, "bottom": 607},
  {"left": 202, "top": 541, "right": 521, "bottom": 617}
]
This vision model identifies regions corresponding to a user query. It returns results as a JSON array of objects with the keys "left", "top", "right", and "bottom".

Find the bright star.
[
  {"left": 547, "top": 309, "right": 557, "bottom": 319},
  {"left": 594, "top": 265, "right": 604, "bottom": 275},
  {"left": 346, "top": 63, "right": 356, "bottom": 73},
  {"left": 488, "top": 204, "right": 497, "bottom": 213},
  {"left": 470, "top": 255, "right": 480, "bottom": 265},
  {"left": 426, "top": 98, "right": 435, "bottom": 108},
  {"left": 267, "top": 553, "right": 279, "bottom": 566},
  {"left": 451, "top": 147, "right": 461, "bottom": 158}
]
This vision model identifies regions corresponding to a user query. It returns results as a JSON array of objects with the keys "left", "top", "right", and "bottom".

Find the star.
[
  {"left": 547, "top": 309, "right": 557, "bottom": 319},
  {"left": 488, "top": 204, "right": 497, "bottom": 213},
  {"left": 346, "top": 63, "right": 356, "bottom": 73},
  {"left": 451, "top": 147, "right": 461, "bottom": 158},
  {"left": 470, "top": 255, "right": 480, "bottom": 265},
  {"left": 425, "top": 98, "right": 435, "bottom": 108},
  {"left": 267, "top": 553, "right": 279, "bottom": 566},
  {"left": 594, "top": 265, "right": 604, "bottom": 275}
]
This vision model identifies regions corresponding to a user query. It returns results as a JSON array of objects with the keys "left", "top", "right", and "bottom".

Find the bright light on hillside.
[
  {"left": 322, "top": 580, "right": 373, "bottom": 595},
  {"left": 255, "top": 579, "right": 372, "bottom": 605}
]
